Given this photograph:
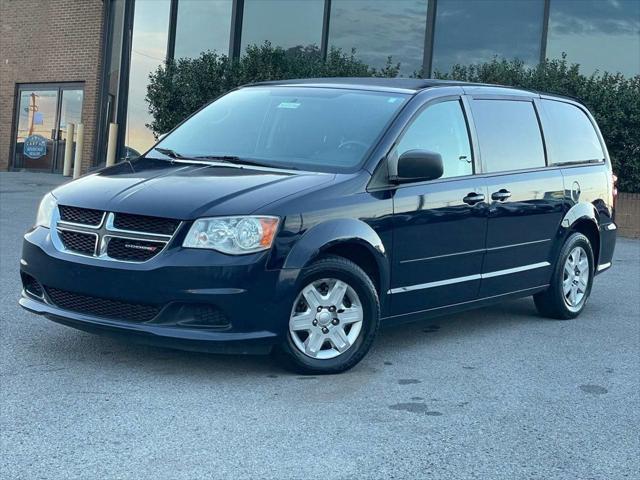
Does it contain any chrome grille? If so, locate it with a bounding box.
[58,229,97,255]
[54,207,181,263]
[113,212,180,236]
[58,205,104,226]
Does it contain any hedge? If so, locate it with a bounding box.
[146,46,639,192]
[146,44,398,138]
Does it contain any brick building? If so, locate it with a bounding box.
[0,0,104,173]
[1,0,638,175]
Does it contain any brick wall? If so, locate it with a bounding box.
[617,193,640,238]
[0,0,104,173]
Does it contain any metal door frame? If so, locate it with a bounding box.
[10,82,84,173]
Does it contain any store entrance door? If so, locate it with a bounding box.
[12,84,84,172]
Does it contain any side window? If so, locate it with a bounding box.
[541,100,604,164]
[471,99,545,173]
[395,100,473,179]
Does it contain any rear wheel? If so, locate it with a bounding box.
[276,256,380,374]
[534,232,594,319]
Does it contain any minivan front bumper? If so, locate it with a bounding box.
[19,227,296,354]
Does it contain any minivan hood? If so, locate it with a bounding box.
[52,157,334,219]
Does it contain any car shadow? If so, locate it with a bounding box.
[375,296,544,354]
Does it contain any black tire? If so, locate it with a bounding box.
[275,255,380,375]
[534,232,595,320]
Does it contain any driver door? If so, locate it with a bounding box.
[390,98,488,316]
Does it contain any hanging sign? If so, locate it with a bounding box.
[23,134,48,159]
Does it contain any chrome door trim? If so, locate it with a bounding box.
[481,261,550,279]
[389,274,481,294]
[486,238,550,252]
[399,248,485,264]
[389,261,551,294]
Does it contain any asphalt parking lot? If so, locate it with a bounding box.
[1,172,638,480]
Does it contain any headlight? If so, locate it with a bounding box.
[35,193,57,228]
[183,216,279,254]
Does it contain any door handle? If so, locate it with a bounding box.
[463,192,485,205]
[491,189,512,201]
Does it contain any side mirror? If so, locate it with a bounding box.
[392,149,443,184]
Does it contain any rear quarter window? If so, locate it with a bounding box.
[471,99,546,173]
[540,100,605,165]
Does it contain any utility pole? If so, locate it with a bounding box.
[27,92,39,136]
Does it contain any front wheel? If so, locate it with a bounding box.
[275,256,380,374]
[534,232,594,320]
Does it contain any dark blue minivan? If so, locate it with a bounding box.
[19,79,617,373]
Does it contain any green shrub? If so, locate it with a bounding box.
[435,56,640,193]
[145,43,398,138]
[146,47,639,192]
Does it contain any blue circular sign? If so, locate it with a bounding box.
[23,134,48,159]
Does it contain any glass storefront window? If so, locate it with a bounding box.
[241,0,324,52]
[124,0,171,155]
[174,0,233,59]
[546,0,640,77]
[329,0,428,76]
[12,86,83,172]
[14,89,59,170]
[106,0,125,111]
[432,0,544,74]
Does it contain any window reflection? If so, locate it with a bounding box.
[241,0,324,51]
[541,100,604,164]
[547,0,640,76]
[106,0,125,113]
[100,0,125,161]
[432,0,544,73]
[329,0,428,75]
[174,0,232,59]
[124,0,171,154]
[395,101,472,178]
[471,100,545,173]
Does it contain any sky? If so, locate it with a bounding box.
[121,0,640,153]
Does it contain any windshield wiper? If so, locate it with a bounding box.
[153,149,292,170]
[193,155,282,169]
[153,147,189,160]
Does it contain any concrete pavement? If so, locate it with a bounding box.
[1,172,638,479]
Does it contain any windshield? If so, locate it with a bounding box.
[150,87,408,172]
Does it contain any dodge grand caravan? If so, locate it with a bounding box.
[19,78,617,374]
